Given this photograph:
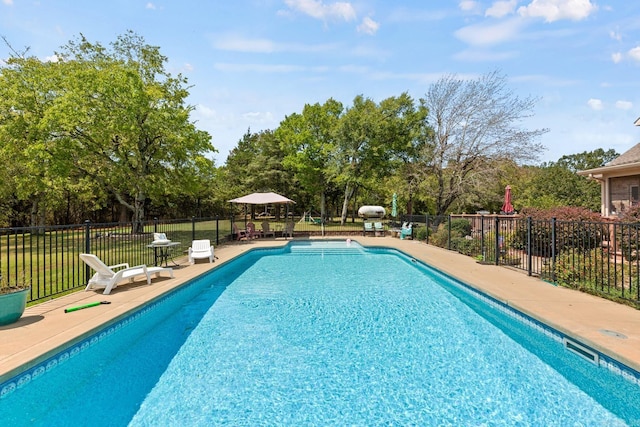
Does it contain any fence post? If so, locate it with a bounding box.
[215,216,219,246]
[192,216,196,242]
[551,217,557,282]
[154,218,158,233]
[494,216,500,266]
[84,220,91,282]
[480,215,485,261]
[527,216,532,276]
[447,215,452,250]
[426,214,430,244]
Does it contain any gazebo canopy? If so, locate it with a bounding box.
[228,192,295,205]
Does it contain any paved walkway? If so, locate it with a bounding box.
[2,236,640,384]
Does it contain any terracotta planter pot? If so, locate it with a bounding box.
[0,288,29,325]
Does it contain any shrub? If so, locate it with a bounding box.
[554,249,638,296]
[450,218,472,237]
[414,226,428,241]
[429,224,449,248]
[514,207,604,256]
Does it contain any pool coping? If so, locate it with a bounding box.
[1,237,640,389]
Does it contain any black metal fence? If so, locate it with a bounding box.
[0,214,383,303]
[4,213,640,307]
[413,214,640,306]
[0,217,223,303]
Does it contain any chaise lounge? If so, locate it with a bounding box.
[80,253,174,295]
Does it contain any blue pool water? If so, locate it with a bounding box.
[1,241,640,426]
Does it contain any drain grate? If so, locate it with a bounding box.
[599,329,628,339]
[563,338,599,365]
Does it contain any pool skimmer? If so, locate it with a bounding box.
[563,338,599,365]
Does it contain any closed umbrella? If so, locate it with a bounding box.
[391,193,397,218]
[501,185,514,214]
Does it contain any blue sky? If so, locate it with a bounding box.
[1,0,639,166]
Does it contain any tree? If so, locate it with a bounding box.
[0,42,95,227]
[518,149,618,211]
[333,93,428,224]
[419,70,548,215]
[46,31,214,231]
[224,129,293,219]
[277,99,343,221]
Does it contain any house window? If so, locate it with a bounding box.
[631,185,639,207]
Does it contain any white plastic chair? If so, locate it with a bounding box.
[80,253,173,295]
[188,239,215,264]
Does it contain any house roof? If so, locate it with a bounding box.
[577,142,640,177]
[605,142,640,167]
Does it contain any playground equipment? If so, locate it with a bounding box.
[299,211,322,224]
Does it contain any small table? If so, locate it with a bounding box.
[147,242,181,267]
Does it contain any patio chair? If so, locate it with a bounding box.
[233,223,249,240]
[188,239,215,264]
[374,222,384,236]
[283,221,295,238]
[80,253,173,295]
[363,222,375,236]
[247,222,262,239]
[400,222,413,240]
[261,221,276,238]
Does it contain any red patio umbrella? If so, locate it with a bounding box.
[501,185,514,214]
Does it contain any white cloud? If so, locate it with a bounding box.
[609,30,621,41]
[214,63,307,73]
[518,0,597,23]
[284,0,356,22]
[459,1,481,13]
[453,49,517,62]
[357,17,379,35]
[212,34,337,54]
[587,98,603,110]
[611,52,622,64]
[146,2,156,10]
[2,0,13,5]
[485,0,517,18]
[45,55,59,63]
[616,100,633,110]
[628,46,640,62]
[242,111,275,124]
[454,17,524,46]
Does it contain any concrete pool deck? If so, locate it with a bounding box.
[1,236,640,384]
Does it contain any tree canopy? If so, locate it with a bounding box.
[0,37,609,227]
[0,31,215,228]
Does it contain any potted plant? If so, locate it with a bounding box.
[0,274,30,326]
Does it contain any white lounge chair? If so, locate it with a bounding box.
[80,253,173,295]
[188,239,215,264]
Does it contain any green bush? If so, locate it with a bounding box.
[430,224,450,248]
[514,207,604,256]
[451,236,481,256]
[450,218,472,237]
[415,226,428,241]
[554,248,618,290]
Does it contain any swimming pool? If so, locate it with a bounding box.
[1,241,640,426]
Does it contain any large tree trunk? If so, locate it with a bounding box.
[132,192,146,233]
[340,183,355,225]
